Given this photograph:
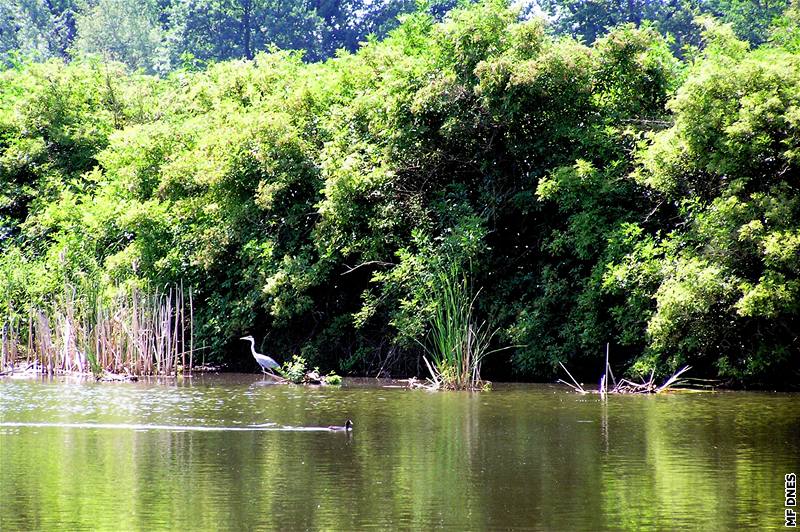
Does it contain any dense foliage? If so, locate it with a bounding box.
[2,1,799,386]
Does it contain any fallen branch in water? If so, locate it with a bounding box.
[656,365,692,393]
[96,372,139,382]
[558,350,693,395]
[558,361,586,394]
[406,376,437,390]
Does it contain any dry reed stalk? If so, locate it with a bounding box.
[27,312,33,365]
[8,317,18,363]
[172,285,180,372]
[165,287,173,373]
[1,321,7,369]
[131,290,139,374]
[180,281,185,371]
[61,287,83,372]
[36,310,54,374]
[189,287,194,372]
[9,283,194,376]
[10,320,17,361]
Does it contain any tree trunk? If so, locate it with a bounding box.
[241,0,253,59]
[628,0,641,25]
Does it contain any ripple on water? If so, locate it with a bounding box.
[0,376,797,531]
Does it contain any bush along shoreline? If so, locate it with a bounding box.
[2,1,800,389]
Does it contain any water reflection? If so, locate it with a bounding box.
[0,377,797,530]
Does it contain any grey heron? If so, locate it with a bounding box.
[240,336,280,374]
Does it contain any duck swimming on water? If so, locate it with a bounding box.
[328,420,353,432]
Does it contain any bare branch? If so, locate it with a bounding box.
[340,261,397,276]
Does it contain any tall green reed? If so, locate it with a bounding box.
[421,263,501,390]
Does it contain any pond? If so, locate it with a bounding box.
[0,375,797,530]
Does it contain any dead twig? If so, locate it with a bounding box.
[559,354,695,395]
[340,261,397,276]
[558,361,586,394]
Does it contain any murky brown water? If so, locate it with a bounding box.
[0,375,797,530]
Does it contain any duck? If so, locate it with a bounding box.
[328,419,353,432]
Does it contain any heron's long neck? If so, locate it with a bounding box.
[248,339,257,357]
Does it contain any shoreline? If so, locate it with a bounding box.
[2,368,798,393]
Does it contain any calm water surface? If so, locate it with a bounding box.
[0,375,797,530]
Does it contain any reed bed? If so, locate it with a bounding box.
[1,283,196,377]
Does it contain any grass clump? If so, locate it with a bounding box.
[324,372,343,385]
[420,263,505,391]
[277,355,307,383]
[276,355,342,385]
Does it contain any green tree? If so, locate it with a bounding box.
[535,0,790,51]
[0,0,77,65]
[606,21,800,383]
[72,0,169,73]
[706,0,789,43]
